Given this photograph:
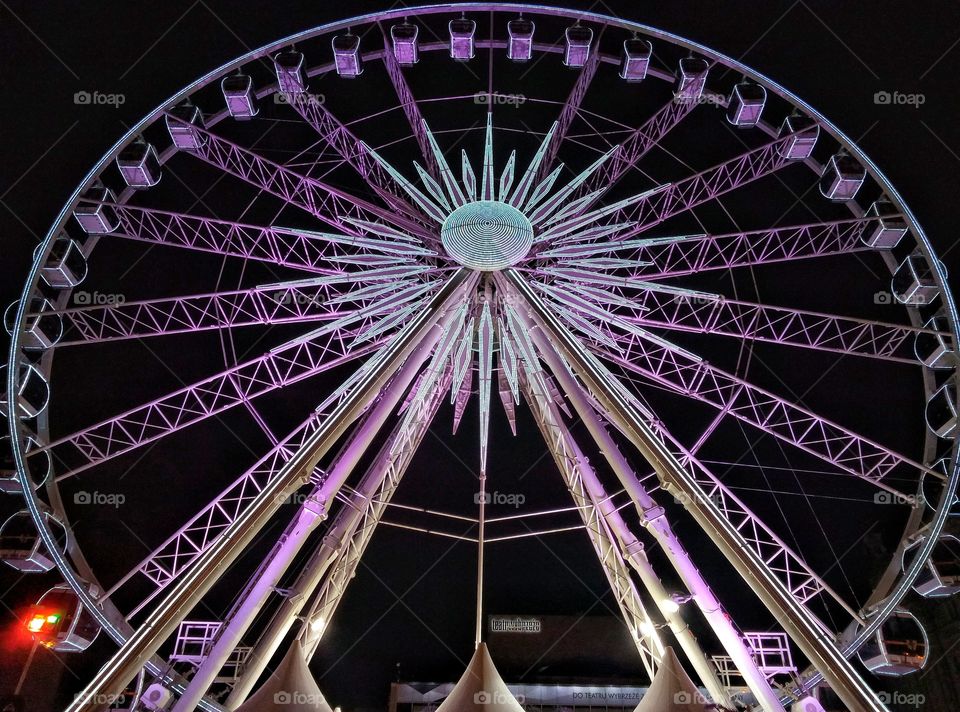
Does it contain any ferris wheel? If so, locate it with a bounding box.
[4,5,959,712]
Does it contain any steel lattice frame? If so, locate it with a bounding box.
[5,5,958,712]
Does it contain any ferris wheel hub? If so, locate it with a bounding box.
[440,200,533,271]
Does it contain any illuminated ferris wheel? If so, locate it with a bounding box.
[4,5,959,712]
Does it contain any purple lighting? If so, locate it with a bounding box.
[726,82,766,127]
[449,18,476,60]
[620,38,652,81]
[675,57,709,101]
[507,18,534,61]
[274,50,306,93]
[391,22,419,65]
[563,25,593,68]
[333,34,363,77]
[116,141,161,188]
[221,74,257,119]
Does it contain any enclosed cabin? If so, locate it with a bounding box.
[1,362,50,420]
[727,82,766,127]
[904,535,960,597]
[0,510,65,572]
[862,198,908,249]
[73,186,120,235]
[926,382,957,439]
[26,584,101,652]
[333,34,363,77]
[778,115,820,159]
[221,74,258,119]
[819,153,866,201]
[892,253,941,306]
[859,610,928,676]
[275,50,306,93]
[674,57,709,102]
[391,22,420,65]
[507,18,534,62]
[620,38,652,82]
[117,141,161,189]
[40,237,87,289]
[449,18,476,61]
[165,104,206,151]
[0,433,52,494]
[564,25,593,68]
[915,316,955,369]
[4,297,63,351]
[921,457,960,517]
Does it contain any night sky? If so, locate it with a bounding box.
[2,2,960,711]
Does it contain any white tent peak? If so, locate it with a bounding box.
[435,643,525,712]
[236,640,333,712]
[634,647,711,712]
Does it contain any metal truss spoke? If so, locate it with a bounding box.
[592,285,936,363]
[612,218,876,281]
[166,115,431,241]
[35,319,394,480]
[281,91,432,227]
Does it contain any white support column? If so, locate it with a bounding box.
[65,270,476,712]
[498,268,889,712]
[224,368,452,708]
[521,372,730,706]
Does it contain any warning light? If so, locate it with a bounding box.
[46,614,61,624]
[26,614,47,633]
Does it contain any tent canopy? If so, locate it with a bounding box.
[236,640,333,712]
[435,643,525,712]
[633,647,711,712]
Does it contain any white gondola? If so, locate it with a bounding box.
[221,74,258,119]
[862,198,908,249]
[778,115,820,159]
[915,315,955,369]
[727,82,766,127]
[117,141,161,189]
[563,25,593,68]
[921,457,960,517]
[507,18,534,62]
[165,104,206,151]
[858,610,928,676]
[73,186,119,235]
[4,297,63,351]
[391,22,420,65]
[0,362,50,420]
[819,153,865,201]
[26,583,101,652]
[332,34,363,77]
[0,510,65,572]
[0,433,52,493]
[675,57,708,101]
[925,382,957,439]
[904,535,960,597]
[449,18,476,61]
[274,50,306,93]
[892,253,940,306]
[620,38,652,81]
[40,236,87,289]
